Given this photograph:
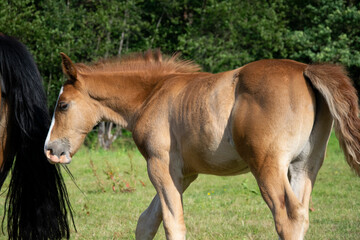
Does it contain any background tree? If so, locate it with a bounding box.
[283,0,360,85]
[177,0,288,72]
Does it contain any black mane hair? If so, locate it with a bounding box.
[0,34,74,240]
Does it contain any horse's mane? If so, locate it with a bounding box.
[76,49,201,74]
[0,34,74,239]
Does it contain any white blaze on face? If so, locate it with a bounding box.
[44,87,63,154]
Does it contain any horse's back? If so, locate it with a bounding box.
[231,59,317,171]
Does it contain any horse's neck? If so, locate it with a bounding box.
[85,71,161,129]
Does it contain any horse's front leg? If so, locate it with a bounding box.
[136,175,198,240]
[147,153,186,240]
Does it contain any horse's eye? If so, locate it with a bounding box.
[58,101,69,111]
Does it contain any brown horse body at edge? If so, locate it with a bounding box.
[44,50,360,240]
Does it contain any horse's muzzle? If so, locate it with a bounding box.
[44,139,72,164]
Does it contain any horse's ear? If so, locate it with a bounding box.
[60,52,77,82]
[154,49,162,63]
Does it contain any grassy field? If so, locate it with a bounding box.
[1,132,360,239]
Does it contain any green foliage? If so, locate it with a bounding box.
[1,0,359,105]
[177,0,288,72]
[284,0,360,64]
[283,0,360,87]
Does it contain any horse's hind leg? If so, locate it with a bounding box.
[288,99,333,238]
[136,170,198,240]
[249,107,332,239]
[253,157,309,240]
[136,194,162,240]
[287,156,322,238]
[287,137,332,238]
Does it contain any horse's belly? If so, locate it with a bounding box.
[182,139,250,176]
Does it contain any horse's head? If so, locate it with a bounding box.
[44,53,101,164]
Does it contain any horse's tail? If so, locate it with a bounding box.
[0,34,74,239]
[304,64,360,176]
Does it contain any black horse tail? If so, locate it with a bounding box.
[0,34,74,239]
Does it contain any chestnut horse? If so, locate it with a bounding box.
[0,34,73,239]
[45,50,360,240]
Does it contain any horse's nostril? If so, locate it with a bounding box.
[46,147,53,155]
[60,152,65,156]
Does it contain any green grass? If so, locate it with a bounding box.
[1,132,359,239]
